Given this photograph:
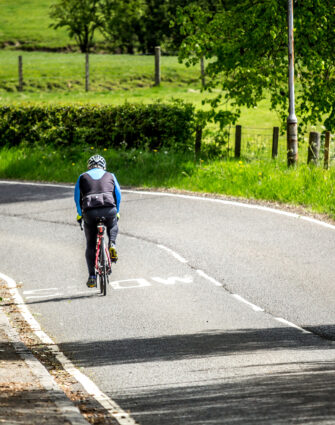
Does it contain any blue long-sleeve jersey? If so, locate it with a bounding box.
[74,168,121,216]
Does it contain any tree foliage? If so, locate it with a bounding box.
[99,0,143,53]
[50,0,101,53]
[177,0,335,132]
[50,0,191,54]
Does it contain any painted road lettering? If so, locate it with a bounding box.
[110,275,194,289]
[151,275,193,285]
[21,275,194,299]
[109,278,151,290]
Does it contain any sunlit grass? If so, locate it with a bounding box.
[0,50,201,92]
[0,0,103,49]
[1,145,334,219]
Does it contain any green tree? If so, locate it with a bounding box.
[50,0,102,53]
[99,0,144,53]
[178,0,335,132]
[136,0,192,54]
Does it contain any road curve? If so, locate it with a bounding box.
[0,181,335,424]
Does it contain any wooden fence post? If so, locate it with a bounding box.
[272,126,279,158]
[200,57,205,87]
[307,131,320,164]
[235,125,242,158]
[154,46,161,86]
[85,52,89,92]
[324,131,331,170]
[18,55,23,92]
[195,126,202,161]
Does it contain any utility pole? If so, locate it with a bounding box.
[287,0,298,166]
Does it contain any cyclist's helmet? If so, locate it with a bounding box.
[87,155,106,170]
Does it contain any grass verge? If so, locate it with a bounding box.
[1,145,334,220]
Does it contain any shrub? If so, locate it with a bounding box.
[0,102,196,151]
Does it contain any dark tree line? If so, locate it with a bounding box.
[50,0,197,54]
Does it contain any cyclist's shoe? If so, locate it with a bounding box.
[86,276,97,288]
[109,244,118,263]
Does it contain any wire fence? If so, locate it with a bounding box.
[0,50,202,92]
[2,54,334,167]
[222,125,335,167]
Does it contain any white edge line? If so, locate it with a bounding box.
[0,180,334,231]
[196,269,222,287]
[231,294,264,312]
[123,189,335,231]
[0,180,73,189]
[0,272,137,425]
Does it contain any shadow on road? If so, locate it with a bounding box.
[34,327,335,423]
[113,360,335,424]
[0,183,73,204]
[23,292,100,305]
[58,327,334,368]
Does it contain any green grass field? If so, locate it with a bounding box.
[0,0,104,50]
[0,50,201,91]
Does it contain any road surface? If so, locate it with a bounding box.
[0,181,335,424]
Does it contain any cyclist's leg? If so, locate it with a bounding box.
[103,207,118,261]
[106,207,118,246]
[83,211,98,277]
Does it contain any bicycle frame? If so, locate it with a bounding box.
[94,221,112,295]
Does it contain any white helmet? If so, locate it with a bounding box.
[87,155,106,170]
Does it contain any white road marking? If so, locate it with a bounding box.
[25,293,62,300]
[231,294,264,312]
[23,288,58,294]
[0,272,138,425]
[0,180,73,189]
[151,275,193,285]
[157,244,188,263]
[196,269,223,287]
[110,278,151,290]
[275,317,311,334]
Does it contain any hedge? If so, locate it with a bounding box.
[0,102,196,151]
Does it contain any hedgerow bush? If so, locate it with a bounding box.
[0,102,196,151]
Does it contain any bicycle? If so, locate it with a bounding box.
[81,218,112,296]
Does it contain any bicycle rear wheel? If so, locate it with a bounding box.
[101,238,107,296]
[98,242,105,295]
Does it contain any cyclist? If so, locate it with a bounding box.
[74,154,121,288]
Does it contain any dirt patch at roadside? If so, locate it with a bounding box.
[0,280,119,425]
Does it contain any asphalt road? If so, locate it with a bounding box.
[0,181,335,424]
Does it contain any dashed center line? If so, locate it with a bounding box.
[196,269,223,287]
[157,244,188,263]
[231,294,265,312]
